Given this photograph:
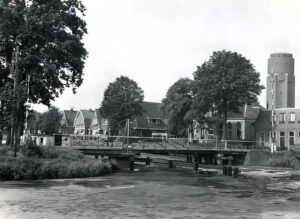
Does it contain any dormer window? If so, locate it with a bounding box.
[149,118,161,124]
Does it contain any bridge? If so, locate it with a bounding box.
[64,135,268,166]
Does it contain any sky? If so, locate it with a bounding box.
[34,0,300,112]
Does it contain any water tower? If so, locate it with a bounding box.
[266,53,295,109]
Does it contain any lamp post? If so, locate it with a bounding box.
[23,74,30,141]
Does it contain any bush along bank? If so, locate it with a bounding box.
[268,151,300,169]
[0,142,118,180]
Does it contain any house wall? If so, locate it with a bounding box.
[256,109,300,149]
[74,112,87,134]
[30,136,55,146]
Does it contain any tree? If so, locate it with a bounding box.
[0,0,87,105]
[161,78,195,137]
[39,107,61,135]
[0,0,87,147]
[100,76,144,134]
[193,50,264,140]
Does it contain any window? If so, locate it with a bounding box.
[289,113,295,123]
[227,123,232,139]
[289,132,295,146]
[279,113,285,123]
[149,119,161,124]
[280,132,285,148]
[237,122,242,139]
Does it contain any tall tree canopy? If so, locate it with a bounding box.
[100,76,144,133]
[39,107,61,135]
[161,78,195,137]
[0,0,87,144]
[0,0,87,105]
[193,50,264,139]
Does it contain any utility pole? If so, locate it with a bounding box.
[127,118,130,145]
[23,75,30,140]
[271,74,276,153]
[10,46,20,157]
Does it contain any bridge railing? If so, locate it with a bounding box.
[68,135,270,151]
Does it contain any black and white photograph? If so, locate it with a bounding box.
[0,0,300,218]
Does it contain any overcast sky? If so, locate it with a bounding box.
[34,0,300,112]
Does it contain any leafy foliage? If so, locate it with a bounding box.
[39,107,61,135]
[161,78,195,137]
[0,0,88,135]
[193,50,264,139]
[268,151,300,168]
[100,76,144,133]
[0,143,119,180]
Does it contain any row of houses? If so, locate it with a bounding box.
[59,102,168,138]
[58,101,300,150]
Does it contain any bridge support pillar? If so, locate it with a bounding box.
[223,165,228,176]
[129,157,135,171]
[95,155,99,159]
[145,157,151,165]
[193,163,198,172]
[233,167,239,178]
[168,160,174,168]
[227,166,233,176]
[200,156,205,164]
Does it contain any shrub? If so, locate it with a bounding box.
[0,146,9,156]
[14,157,43,180]
[0,160,15,180]
[268,151,300,168]
[21,140,43,158]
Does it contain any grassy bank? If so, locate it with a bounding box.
[0,143,118,180]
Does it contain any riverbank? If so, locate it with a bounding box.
[0,144,118,180]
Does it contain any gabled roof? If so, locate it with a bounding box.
[134,102,166,130]
[62,110,78,127]
[227,103,264,120]
[90,109,103,128]
[80,109,95,128]
[139,102,163,118]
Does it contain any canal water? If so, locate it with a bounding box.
[0,163,300,219]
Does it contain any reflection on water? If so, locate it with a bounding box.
[0,164,300,219]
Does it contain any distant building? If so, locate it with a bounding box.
[73,109,95,135]
[256,108,300,149]
[59,109,78,134]
[90,109,108,136]
[194,103,263,142]
[131,102,167,137]
[256,52,300,150]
